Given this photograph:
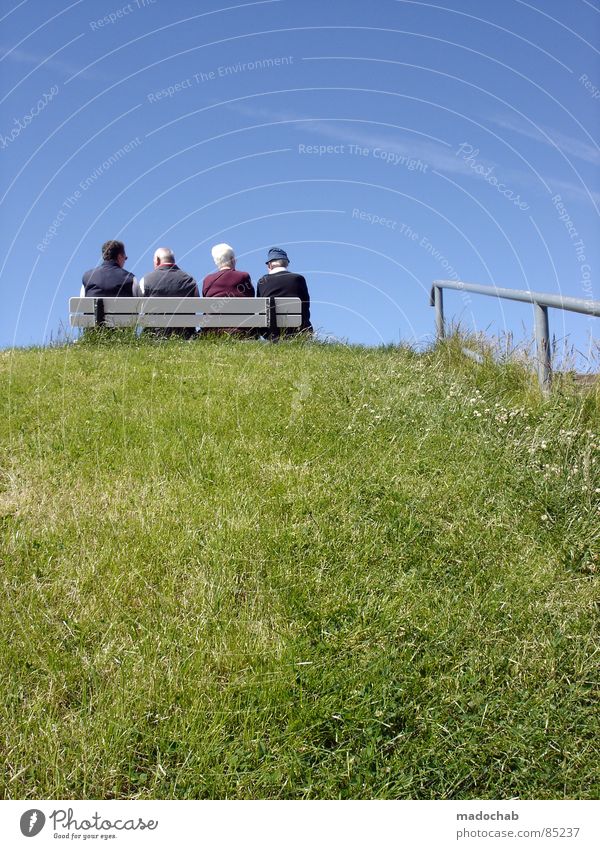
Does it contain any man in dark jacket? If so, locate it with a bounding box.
[256,247,312,339]
[136,247,199,338]
[81,239,137,297]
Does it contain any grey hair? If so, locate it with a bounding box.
[154,246,175,264]
[211,243,235,268]
[269,258,288,269]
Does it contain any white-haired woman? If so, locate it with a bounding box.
[202,244,255,336]
[202,243,254,299]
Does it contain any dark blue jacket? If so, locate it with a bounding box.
[82,260,135,297]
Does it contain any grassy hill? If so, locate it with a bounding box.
[1,333,598,799]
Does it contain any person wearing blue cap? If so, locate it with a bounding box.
[256,248,313,339]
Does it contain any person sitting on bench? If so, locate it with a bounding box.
[81,239,137,297]
[202,243,255,335]
[136,247,199,338]
[256,247,313,339]
[202,243,254,298]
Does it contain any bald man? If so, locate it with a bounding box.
[136,247,199,338]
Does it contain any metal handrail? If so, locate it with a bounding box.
[430,280,600,391]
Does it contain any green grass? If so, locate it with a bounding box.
[1,332,598,799]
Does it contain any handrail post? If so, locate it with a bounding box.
[533,301,551,392]
[429,280,599,392]
[432,285,445,339]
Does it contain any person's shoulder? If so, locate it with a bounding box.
[277,269,302,278]
[229,269,250,284]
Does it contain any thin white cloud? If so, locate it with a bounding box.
[543,175,600,206]
[0,44,107,80]
[228,102,600,205]
[227,101,472,175]
[490,114,600,166]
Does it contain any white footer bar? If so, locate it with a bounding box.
[1,800,598,849]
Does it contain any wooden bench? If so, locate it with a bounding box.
[69,296,302,332]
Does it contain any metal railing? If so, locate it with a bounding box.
[430,280,600,391]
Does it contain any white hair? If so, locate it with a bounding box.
[154,246,175,264]
[211,243,235,268]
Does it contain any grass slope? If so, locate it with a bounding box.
[1,334,598,799]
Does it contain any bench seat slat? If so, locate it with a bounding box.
[70,314,302,329]
[69,297,302,315]
[69,297,267,315]
[71,315,265,329]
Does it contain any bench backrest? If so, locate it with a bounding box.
[69,297,302,329]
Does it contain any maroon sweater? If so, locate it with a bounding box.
[202,268,255,298]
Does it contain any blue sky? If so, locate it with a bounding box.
[1,0,598,365]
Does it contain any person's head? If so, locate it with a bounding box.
[266,247,289,270]
[211,243,236,270]
[102,239,127,267]
[153,247,175,268]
